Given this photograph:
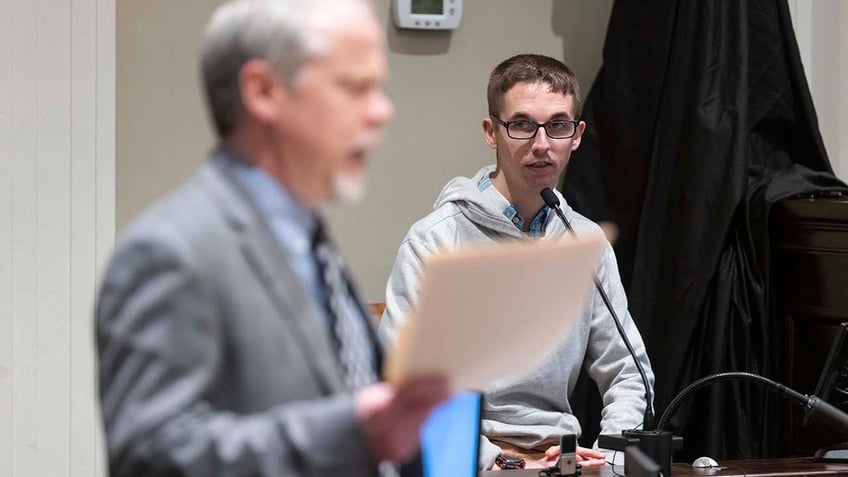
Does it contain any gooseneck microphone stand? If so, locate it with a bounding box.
[540,188,680,476]
[539,188,655,428]
[655,371,848,434]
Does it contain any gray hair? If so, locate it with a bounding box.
[200,0,325,138]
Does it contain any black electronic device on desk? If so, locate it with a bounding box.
[804,322,848,462]
[598,431,683,477]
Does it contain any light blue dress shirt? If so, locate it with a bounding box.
[226,150,377,377]
[227,154,324,308]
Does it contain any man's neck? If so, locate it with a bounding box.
[223,128,319,210]
[489,170,548,233]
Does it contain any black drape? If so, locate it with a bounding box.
[562,0,848,458]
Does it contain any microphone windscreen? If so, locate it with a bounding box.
[540,188,560,208]
[810,396,848,434]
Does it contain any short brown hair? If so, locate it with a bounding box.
[487,54,582,118]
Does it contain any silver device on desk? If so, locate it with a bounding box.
[560,434,578,476]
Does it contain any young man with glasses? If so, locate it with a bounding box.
[379,54,654,471]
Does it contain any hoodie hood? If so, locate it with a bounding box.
[433,165,573,240]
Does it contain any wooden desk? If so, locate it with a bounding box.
[481,458,848,476]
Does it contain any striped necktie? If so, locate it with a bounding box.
[312,223,400,477]
[311,221,378,391]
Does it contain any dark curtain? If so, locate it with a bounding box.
[562,0,848,459]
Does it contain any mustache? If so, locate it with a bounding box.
[349,131,386,155]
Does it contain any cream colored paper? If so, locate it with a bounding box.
[384,232,606,391]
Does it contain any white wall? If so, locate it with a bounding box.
[790,0,848,180]
[116,0,614,300]
[0,0,114,475]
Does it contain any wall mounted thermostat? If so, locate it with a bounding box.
[393,0,462,30]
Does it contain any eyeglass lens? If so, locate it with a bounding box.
[508,120,575,139]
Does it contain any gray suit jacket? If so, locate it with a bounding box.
[96,152,384,476]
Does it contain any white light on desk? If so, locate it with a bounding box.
[393,0,462,30]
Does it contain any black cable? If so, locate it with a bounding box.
[606,421,644,473]
[610,463,626,477]
[538,463,581,477]
[720,466,748,477]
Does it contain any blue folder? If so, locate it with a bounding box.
[421,391,482,477]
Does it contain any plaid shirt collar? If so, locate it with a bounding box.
[478,174,549,237]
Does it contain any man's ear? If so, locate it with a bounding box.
[482,116,498,150]
[238,59,283,124]
[571,120,587,151]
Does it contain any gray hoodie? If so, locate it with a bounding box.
[379,165,654,469]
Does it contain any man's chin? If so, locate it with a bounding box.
[332,173,368,205]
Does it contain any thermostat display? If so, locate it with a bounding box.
[393,0,462,30]
[412,0,442,15]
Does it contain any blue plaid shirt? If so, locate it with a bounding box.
[478,174,550,237]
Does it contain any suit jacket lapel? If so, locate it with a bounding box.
[199,152,345,394]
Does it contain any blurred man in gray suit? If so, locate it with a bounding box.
[95,0,449,475]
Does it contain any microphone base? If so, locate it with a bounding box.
[599,430,683,476]
[815,442,848,462]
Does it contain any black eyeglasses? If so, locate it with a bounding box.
[490,114,580,140]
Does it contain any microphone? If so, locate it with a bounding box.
[540,187,655,430]
[808,397,848,435]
